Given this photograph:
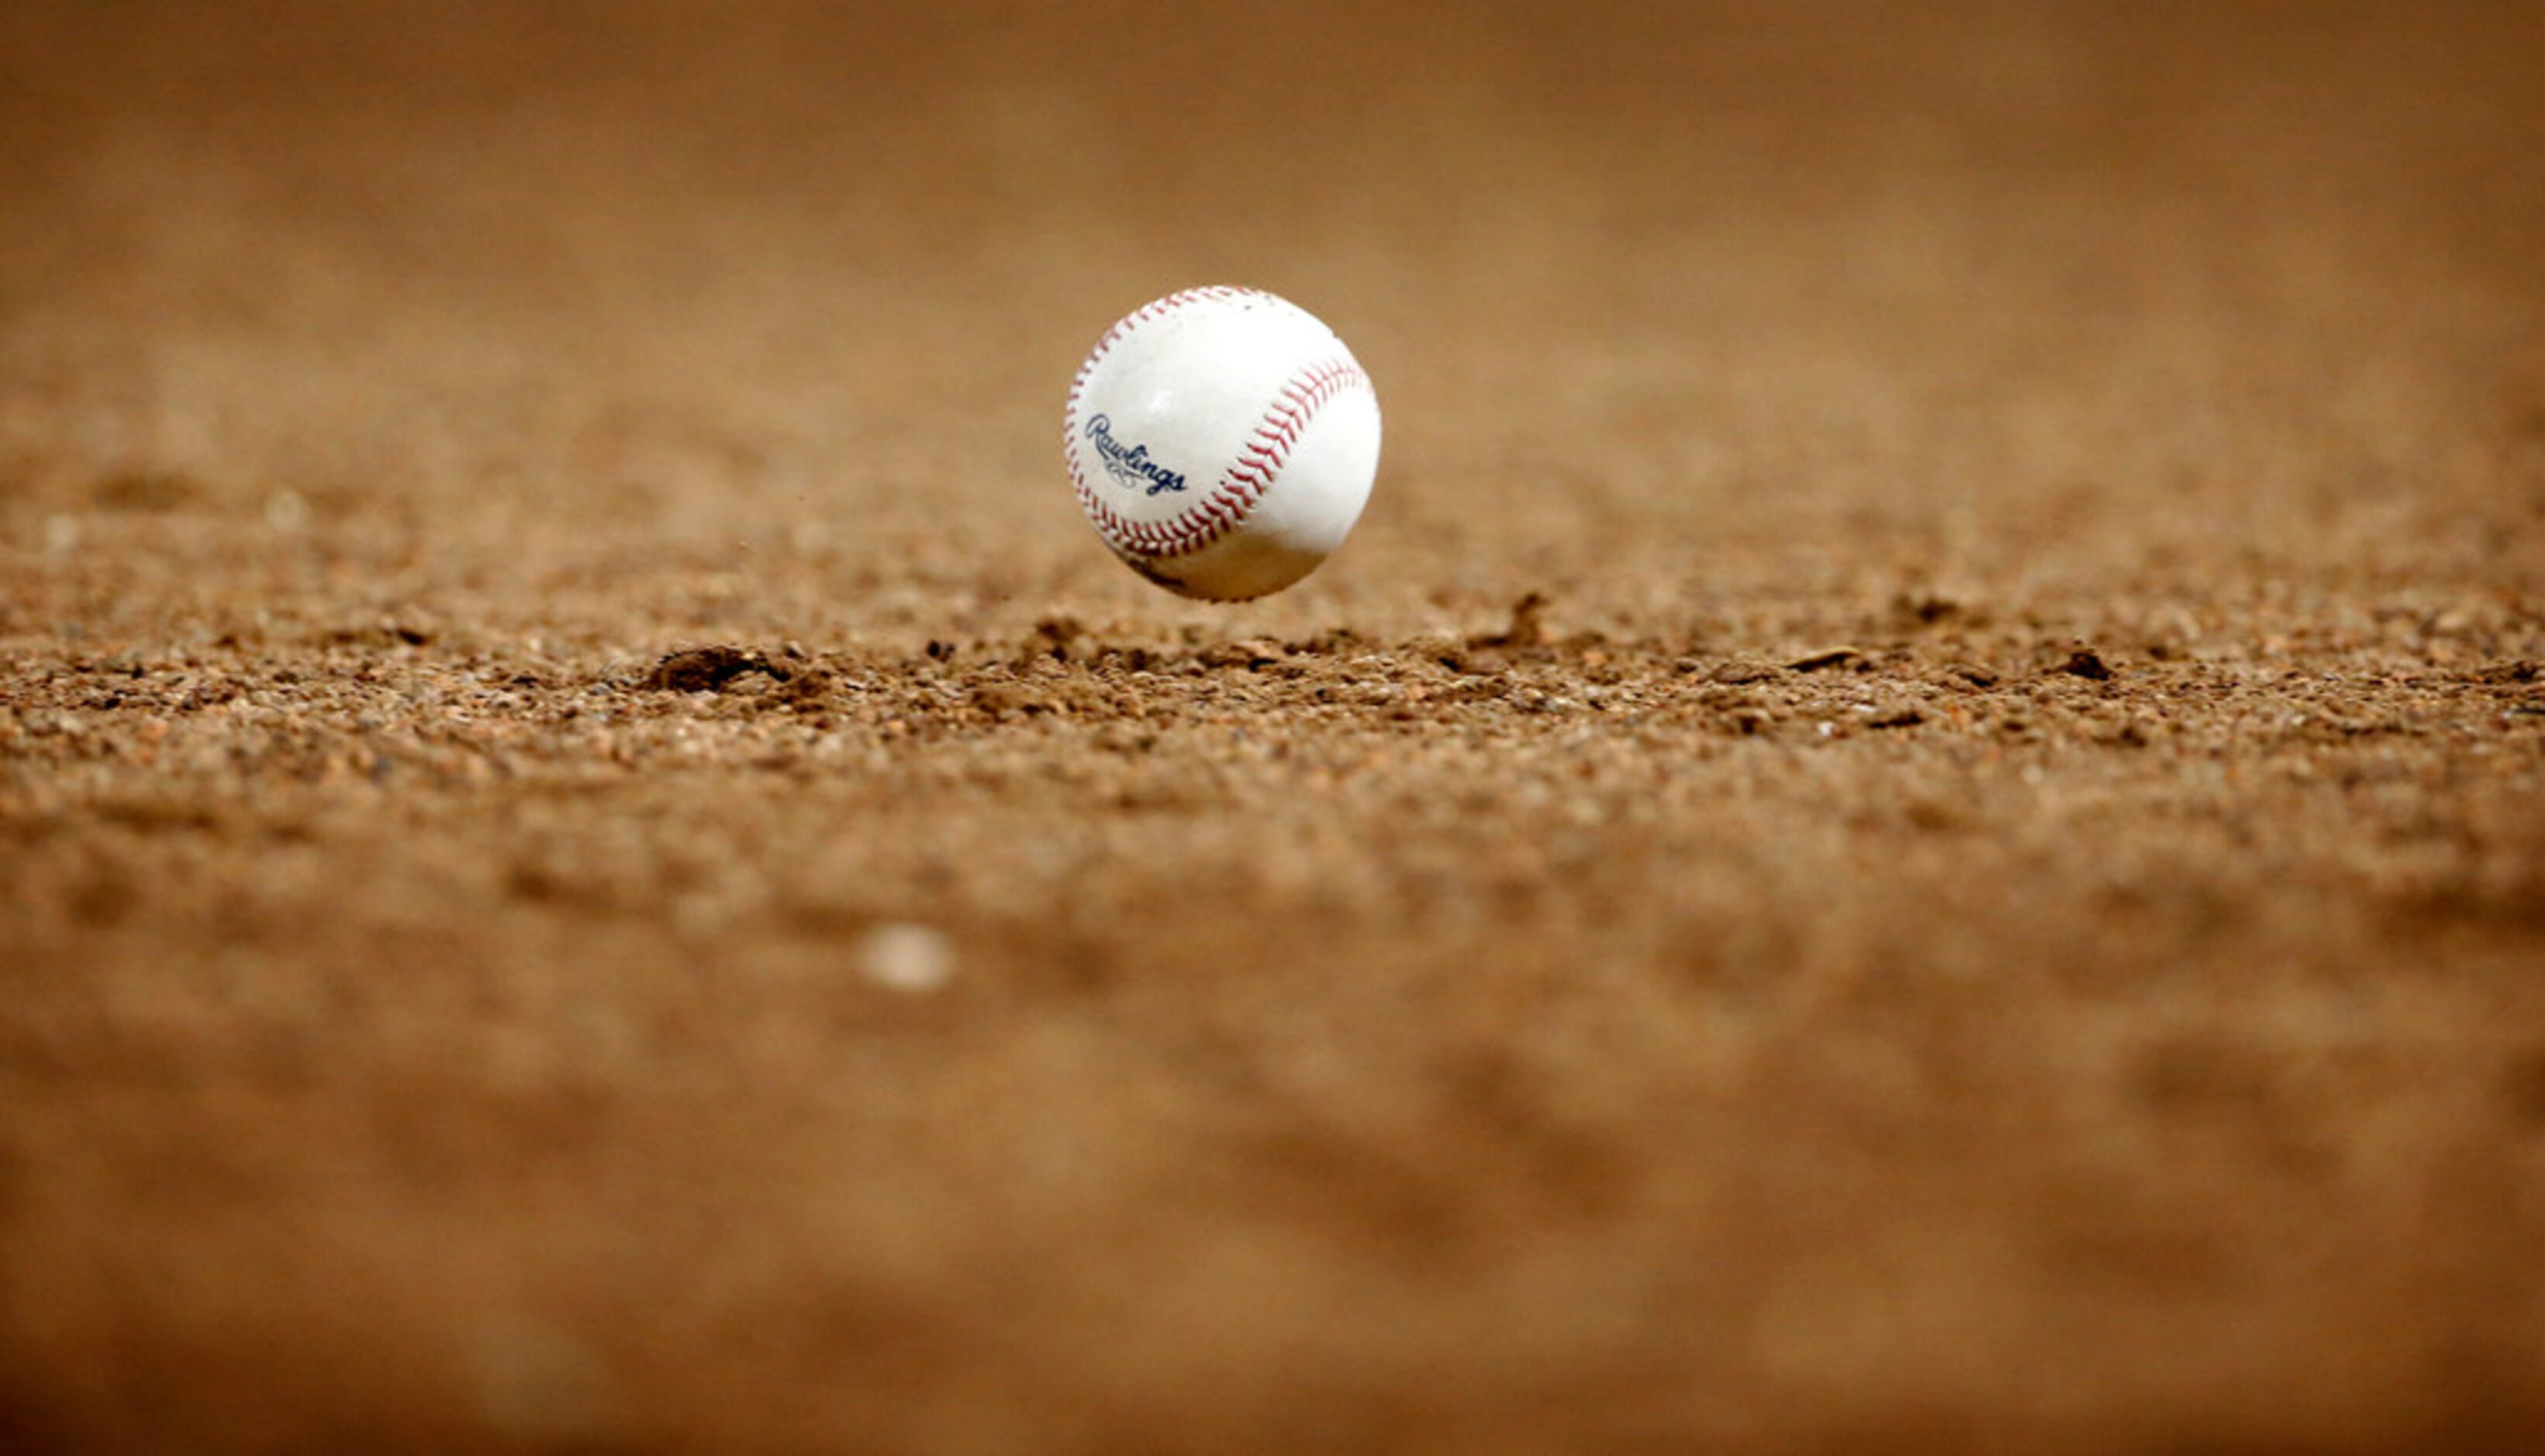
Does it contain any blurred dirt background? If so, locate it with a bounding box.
[5,2,2544,1451]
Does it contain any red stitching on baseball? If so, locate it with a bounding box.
[1065,288,1262,557]
[1065,290,1373,564]
[1072,354,1370,561]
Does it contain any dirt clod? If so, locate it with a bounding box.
[1471,592,1553,650]
[643,645,779,692]
[1786,647,1863,672]
[2060,648,2115,680]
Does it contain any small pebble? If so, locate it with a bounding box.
[858,922,956,993]
[264,488,311,533]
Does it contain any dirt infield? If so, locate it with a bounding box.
[5,3,2543,1451]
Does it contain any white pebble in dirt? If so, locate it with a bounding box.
[857,922,957,994]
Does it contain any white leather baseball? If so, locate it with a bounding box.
[1064,286,1382,601]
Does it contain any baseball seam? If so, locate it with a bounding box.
[1065,291,1374,562]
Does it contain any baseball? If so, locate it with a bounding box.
[1063,286,1383,601]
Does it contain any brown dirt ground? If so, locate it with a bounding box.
[5,2,2545,1451]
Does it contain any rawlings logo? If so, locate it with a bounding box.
[1084,414,1188,496]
